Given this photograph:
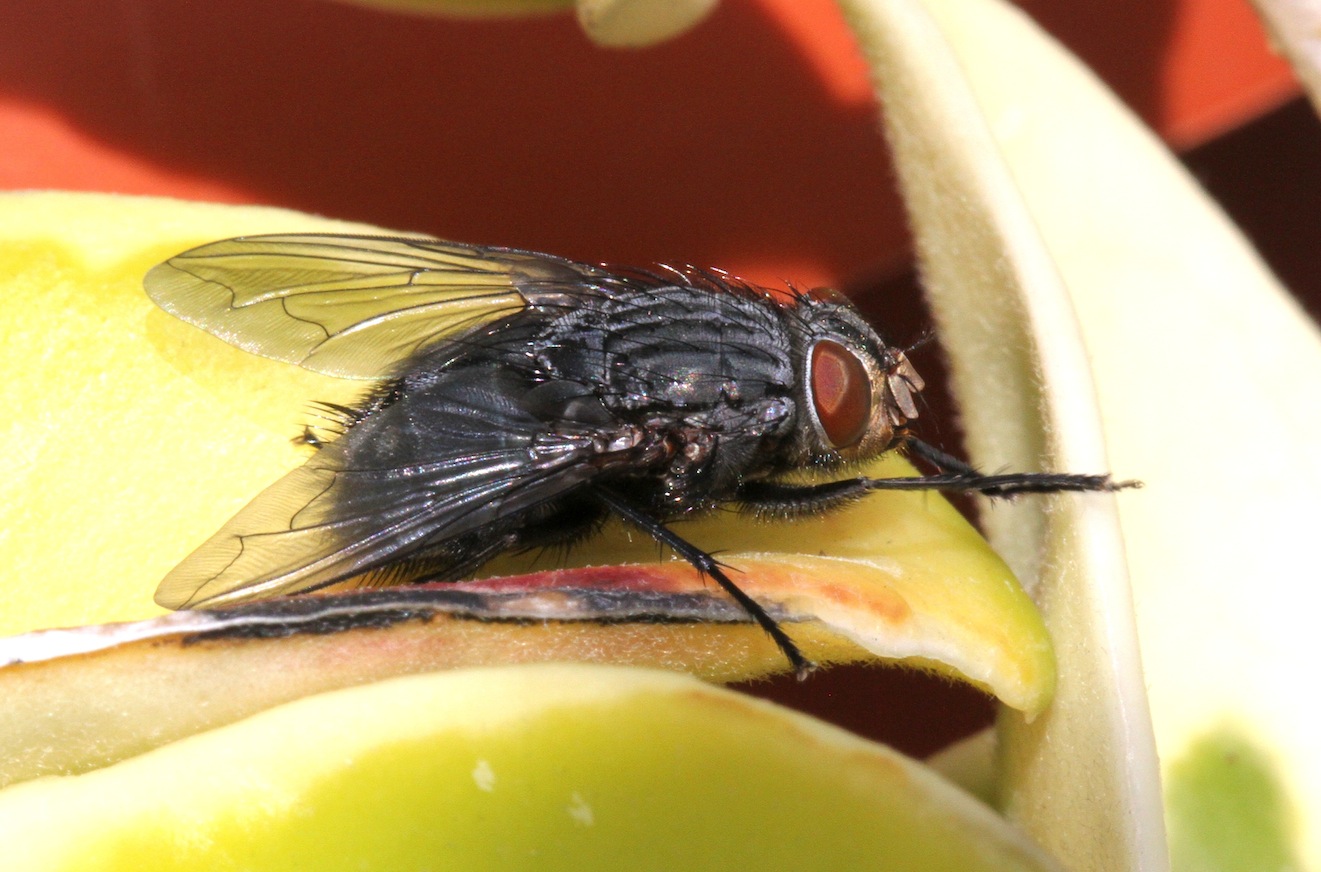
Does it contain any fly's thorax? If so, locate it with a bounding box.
[533,283,797,417]
[786,290,926,467]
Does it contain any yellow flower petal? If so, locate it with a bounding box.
[1,190,1053,784]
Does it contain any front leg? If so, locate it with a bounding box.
[736,477,880,520]
[738,436,1135,520]
[901,435,1137,495]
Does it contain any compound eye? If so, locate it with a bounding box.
[810,339,872,449]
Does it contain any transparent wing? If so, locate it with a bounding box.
[154,424,608,610]
[145,233,609,378]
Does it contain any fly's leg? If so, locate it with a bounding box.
[737,437,1137,518]
[740,472,1126,516]
[594,487,815,680]
[293,425,325,449]
[737,478,880,519]
[901,436,1140,495]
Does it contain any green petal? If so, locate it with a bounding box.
[0,665,1063,872]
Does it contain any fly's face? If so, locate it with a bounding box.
[792,290,926,466]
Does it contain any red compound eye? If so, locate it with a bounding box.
[810,339,872,449]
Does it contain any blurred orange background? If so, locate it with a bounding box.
[0,0,1305,286]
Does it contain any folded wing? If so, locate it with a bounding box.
[144,233,611,378]
[154,378,619,609]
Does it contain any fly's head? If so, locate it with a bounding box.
[790,289,926,468]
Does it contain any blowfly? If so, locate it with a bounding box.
[146,234,1130,677]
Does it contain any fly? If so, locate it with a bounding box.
[146,233,1133,678]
